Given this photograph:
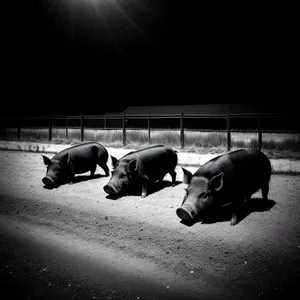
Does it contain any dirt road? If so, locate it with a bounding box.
[0,150,299,299]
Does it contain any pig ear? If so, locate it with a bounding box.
[110,156,119,168]
[181,167,192,184]
[209,172,224,192]
[42,155,51,166]
[61,153,70,165]
[128,159,139,173]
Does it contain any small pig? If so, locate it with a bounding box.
[103,144,178,198]
[176,149,272,225]
[42,142,109,188]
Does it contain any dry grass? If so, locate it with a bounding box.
[2,127,300,159]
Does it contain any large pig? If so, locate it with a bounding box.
[103,144,178,198]
[42,142,110,188]
[176,149,272,226]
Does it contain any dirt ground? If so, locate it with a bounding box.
[0,150,299,300]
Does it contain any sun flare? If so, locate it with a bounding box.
[42,0,153,46]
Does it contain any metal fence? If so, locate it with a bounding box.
[0,112,298,151]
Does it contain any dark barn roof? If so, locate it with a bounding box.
[124,103,289,115]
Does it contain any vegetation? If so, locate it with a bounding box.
[1,127,300,159]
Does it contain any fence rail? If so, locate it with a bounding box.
[0,112,298,151]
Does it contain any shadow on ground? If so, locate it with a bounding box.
[43,174,107,189]
[180,198,276,227]
[105,180,182,200]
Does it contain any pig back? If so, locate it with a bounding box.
[53,142,107,174]
[120,145,177,180]
[195,149,271,199]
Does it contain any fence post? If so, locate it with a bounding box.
[48,115,52,141]
[258,112,262,151]
[123,112,126,146]
[148,113,151,145]
[227,112,231,151]
[180,113,184,149]
[66,115,69,139]
[80,113,84,141]
[104,117,107,129]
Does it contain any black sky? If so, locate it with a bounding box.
[3,1,297,114]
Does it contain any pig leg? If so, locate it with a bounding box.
[99,163,110,177]
[67,164,75,184]
[140,176,149,198]
[68,173,75,185]
[261,185,270,210]
[169,170,177,186]
[90,165,96,177]
[261,185,269,201]
[230,199,245,226]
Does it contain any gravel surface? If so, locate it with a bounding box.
[0,150,300,299]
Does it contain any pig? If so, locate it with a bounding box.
[176,149,272,225]
[103,144,178,198]
[42,142,110,188]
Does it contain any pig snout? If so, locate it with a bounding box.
[103,183,119,196]
[176,203,198,221]
[42,176,55,187]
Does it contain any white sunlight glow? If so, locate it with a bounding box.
[43,0,155,46]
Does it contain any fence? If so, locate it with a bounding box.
[0,112,298,151]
